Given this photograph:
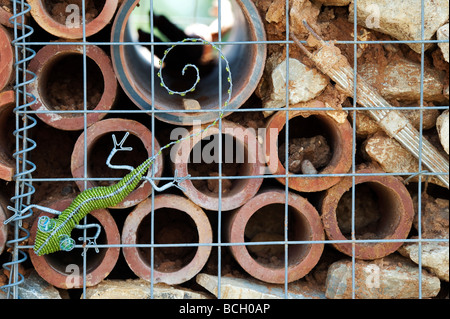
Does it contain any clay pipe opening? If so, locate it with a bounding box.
[0,25,13,91]
[320,167,415,260]
[29,196,120,289]
[226,189,325,284]
[71,118,163,209]
[121,194,213,285]
[110,0,266,125]
[27,44,117,131]
[172,120,264,211]
[264,101,353,192]
[28,0,118,39]
[0,91,15,181]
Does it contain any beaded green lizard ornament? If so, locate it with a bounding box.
[4,39,232,256]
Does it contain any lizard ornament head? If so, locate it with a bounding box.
[34,216,75,256]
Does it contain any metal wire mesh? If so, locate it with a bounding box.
[1,0,449,300]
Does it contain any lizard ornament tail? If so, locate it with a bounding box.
[4,38,232,256]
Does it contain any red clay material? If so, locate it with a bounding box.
[122,194,213,285]
[264,100,353,192]
[0,25,13,91]
[172,120,264,211]
[320,167,415,260]
[226,189,325,284]
[0,194,9,255]
[71,118,163,209]
[27,44,117,131]
[29,196,120,289]
[28,0,118,39]
[0,91,15,181]
[0,2,24,28]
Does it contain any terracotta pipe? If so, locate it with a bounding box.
[0,25,13,91]
[172,119,264,211]
[0,90,15,181]
[28,196,120,289]
[264,100,354,192]
[110,0,266,125]
[0,2,24,28]
[0,194,8,255]
[71,118,163,209]
[320,167,414,260]
[226,189,325,284]
[122,194,213,285]
[27,43,117,131]
[28,0,118,39]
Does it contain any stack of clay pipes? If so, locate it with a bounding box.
[0,0,440,291]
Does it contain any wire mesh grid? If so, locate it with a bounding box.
[1,0,449,300]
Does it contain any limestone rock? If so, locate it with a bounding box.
[436,110,449,154]
[437,24,449,63]
[0,270,63,299]
[325,255,441,299]
[196,273,326,299]
[349,0,449,53]
[263,58,328,116]
[289,0,322,37]
[265,0,285,24]
[352,107,440,137]
[359,57,445,103]
[413,195,449,240]
[363,133,446,188]
[399,241,449,281]
[84,279,211,299]
[399,194,449,281]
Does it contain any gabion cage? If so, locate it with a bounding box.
[0,0,448,300]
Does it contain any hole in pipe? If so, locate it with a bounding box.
[87,132,148,187]
[187,133,250,197]
[43,0,106,25]
[136,208,199,273]
[336,182,401,240]
[244,204,312,269]
[278,115,334,174]
[43,214,107,275]
[121,0,255,116]
[39,53,104,116]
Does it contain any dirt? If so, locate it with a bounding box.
[44,55,103,113]
[187,135,243,194]
[336,183,382,239]
[137,208,199,273]
[30,123,80,204]
[43,0,104,25]
[189,164,239,194]
[412,194,449,239]
[278,135,332,174]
